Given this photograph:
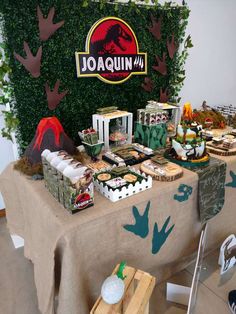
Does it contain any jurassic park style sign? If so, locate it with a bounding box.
[75,17,147,84]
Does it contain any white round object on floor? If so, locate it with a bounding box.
[101,275,125,305]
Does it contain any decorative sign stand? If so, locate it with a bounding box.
[92,111,133,150]
[167,225,208,314]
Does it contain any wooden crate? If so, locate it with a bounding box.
[90,265,156,314]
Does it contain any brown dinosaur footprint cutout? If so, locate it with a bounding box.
[142,77,154,92]
[148,14,162,41]
[167,34,178,59]
[159,87,169,102]
[45,80,68,110]
[37,6,64,41]
[152,52,167,75]
[14,42,42,78]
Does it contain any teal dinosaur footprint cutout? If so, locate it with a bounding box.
[174,184,192,202]
[225,171,236,188]
[152,216,175,254]
[123,201,150,238]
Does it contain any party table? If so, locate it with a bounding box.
[0,154,236,314]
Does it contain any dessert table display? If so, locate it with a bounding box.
[1,102,236,314]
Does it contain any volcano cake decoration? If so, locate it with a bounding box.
[25,117,76,165]
[14,42,42,78]
[167,102,210,167]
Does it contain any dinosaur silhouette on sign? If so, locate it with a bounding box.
[123,201,150,238]
[14,42,42,78]
[90,24,132,55]
[37,6,64,41]
[152,216,175,254]
[225,171,236,188]
[45,80,68,110]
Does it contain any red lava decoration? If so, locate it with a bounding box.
[25,117,76,165]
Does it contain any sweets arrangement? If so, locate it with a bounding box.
[92,109,133,150]
[102,144,154,166]
[38,103,236,210]
[41,149,94,214]
[137,108,169,125]
[79,128,98,144]
[93,166,152,202]
[206,134,236,156]
[140,158,183,182]
[79,128,104,161]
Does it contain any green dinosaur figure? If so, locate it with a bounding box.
[116,261,127,280]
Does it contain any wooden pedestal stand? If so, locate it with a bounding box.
[90,264,156,314]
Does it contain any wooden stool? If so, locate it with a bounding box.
[90,264,156,314]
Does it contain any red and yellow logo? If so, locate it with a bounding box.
[75,17,147,84]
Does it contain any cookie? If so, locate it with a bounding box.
[123,174,138,183]
[97,173,111,181]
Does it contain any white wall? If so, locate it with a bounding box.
[178,0,236,108]
[0,28,16,209]
[0,106,16,209]
[121,0,236,108]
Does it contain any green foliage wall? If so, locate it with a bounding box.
[0,0,190,152]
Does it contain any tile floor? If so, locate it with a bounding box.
[0,217,234,314]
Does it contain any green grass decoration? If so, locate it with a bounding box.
[0,0,190,153]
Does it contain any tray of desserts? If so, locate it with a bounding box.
[102,144,154,166]
[140,155,183,181]
[93,165,152,202]
[206,134,236,156]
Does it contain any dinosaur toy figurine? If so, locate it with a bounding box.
[116,261,127,280]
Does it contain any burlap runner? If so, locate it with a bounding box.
[173,156,226,224]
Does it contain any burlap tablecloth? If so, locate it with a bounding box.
[0,156,235,314]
